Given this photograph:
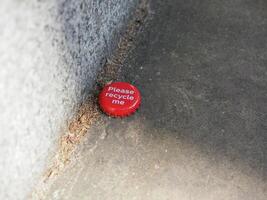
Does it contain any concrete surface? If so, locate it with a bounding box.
[45,0,266,199]
[0,0,139,199]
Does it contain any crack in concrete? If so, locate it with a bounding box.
[31,1,150,199]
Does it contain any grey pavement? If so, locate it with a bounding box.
[45,0,267,199]
[0,1,138,199]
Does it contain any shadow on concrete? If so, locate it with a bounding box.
[121,0,267,180]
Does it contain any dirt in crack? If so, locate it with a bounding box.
[41,0,150,184]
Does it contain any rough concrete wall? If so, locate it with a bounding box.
[0,0,138,199]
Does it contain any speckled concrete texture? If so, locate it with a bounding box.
[0,0,138,199]
[44,0,266,199]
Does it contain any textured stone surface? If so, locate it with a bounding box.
[0,0,138,199]
[45,0,267,199]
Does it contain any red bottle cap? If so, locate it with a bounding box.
[99,82,141,117]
